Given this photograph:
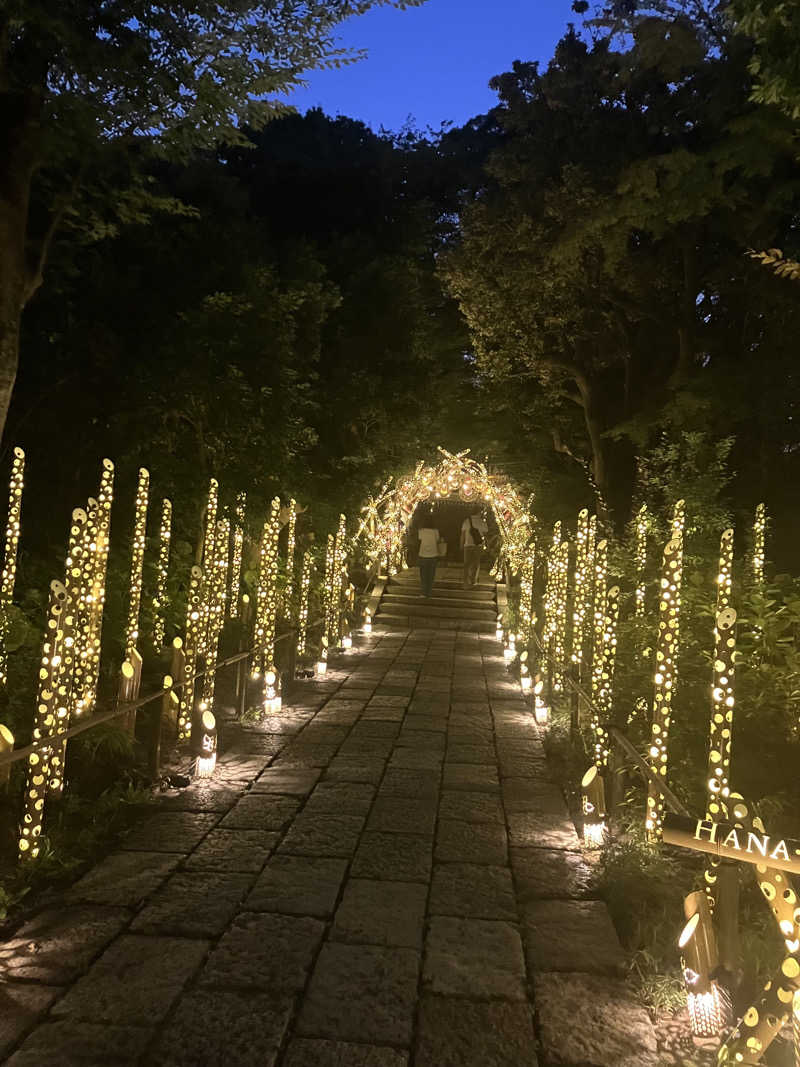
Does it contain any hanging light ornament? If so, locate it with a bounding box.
[0,447,24,686]
[645,500,686,840]
[152,498,172,650]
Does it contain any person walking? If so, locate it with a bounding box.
[461,510,488,587]
[416,505,441,598]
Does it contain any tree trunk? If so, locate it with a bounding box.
[0,196,28,444]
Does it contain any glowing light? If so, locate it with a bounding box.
[753,502,766,586]
[296,550,312,658]
[0,447,24,686]
[571,508,591,677]
[124,467,149,663]
[199,519,230,715]
[519,547,536,642]
[152,497,172,649]
[581,765,606,848]
[646,500,685,840]
[0,722,13,787]
[229,491,246,619]
[590,538,609,714]
[284,498,297,611]
[254,497,281,688]
[193,709,217,778]
[591,584,619,770]
[178,565,204,742]
[635,503,647,618]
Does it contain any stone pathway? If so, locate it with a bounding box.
[0,625,658,1066]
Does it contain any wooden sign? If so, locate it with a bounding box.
[663,814,800,877]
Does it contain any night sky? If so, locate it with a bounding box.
[283,0,580,131]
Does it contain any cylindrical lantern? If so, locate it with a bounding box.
[0,722,13,787]
[679,895,727,1037]
[193,709,218,778]
[533,677,549,725]
[581,765,606,848]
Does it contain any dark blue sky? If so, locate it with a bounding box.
[284,0,580,131]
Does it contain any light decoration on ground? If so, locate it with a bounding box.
[254,497,281,708]
[296,550,312,659]
[193,709,218,778]
[592,584,619,770]
[753,502,766,587]
[679,894,726,1037]
[635,503,648,618]
[19,580,69,859]
[123,467,149,664]
[533,677,549,724]
[590,538,609,712]
[229,491,246,619]
[152,498,172,649]
[0,447,24,686]
[519,649,532,692]
[178,565,204,742]
[353,448,534,577]
[571,508,591,681]
[645,499,686,840]
[284,498,297,612]
[504,630,516,662]
[199,519,229,719]
[581,765,606,848]
[363,607,373,635]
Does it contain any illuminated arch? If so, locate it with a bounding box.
[355,447,535,576]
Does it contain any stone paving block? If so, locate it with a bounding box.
[322,700,369,713]
[304,780,376,815]
[299,725,351,745]
[415,995,538,1067]
[52,934,208,1025]
[439,790,504,824]
[349,721,401,739]
[367,796,436,835]
[446,743,496,764]
[152,990,293,1067]
[323,758,386,784]
[378,767,440,799]
[403,715,447,733]
[390,748,443,770]
[199,911,324,991]
[497,759,541,780]
[228,731,288,755]
[184,828,280,873]
[214,756,272,781]
[119,811,218,853]
[158,784,241,813]
[247,855,348,916]
[361,705,405,722]
[130,872,252,937]
[502,778,567,814]
[507,812,580,850]
[423,917,526,1000]
[0,982,60,1059]
[6,1021,152,1066]
[298,943,420,1045]
[396,729,446,751]
[251,767,321,795]
[522,900,626,974]
[429,863,516,920]
[435,820,508,865]
[283,1038,408,1067]
[351,831,433,883]
[0,905,130,984]
[67,850,182,907]
[276,743,340,767]
[534,972,658,1066]
[337,737,395,759]
[331,879,427,948]
[278,812,365,857]
[367,695,409,708]
[442,763,499,792]
[220,793,300,830]
[512,847,597,902]
[313,708,362,725]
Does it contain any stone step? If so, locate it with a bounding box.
[374,612,496,633]
[388,579,495,602]
[377,601,496,623]
[382,592,496,613]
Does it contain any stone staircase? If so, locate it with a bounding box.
[374,564,497,632]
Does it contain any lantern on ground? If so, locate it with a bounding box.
[264,668,281,713]
[363,608,372,635]
[316,636,328,676]
[533,677,549,725]
[581,765,607,848]
[496,615,503,642]
[679,895,727,1037]
[193,709,218,779]
[342,633,353,649]
[504,631,516,662]
[520,650,532,693]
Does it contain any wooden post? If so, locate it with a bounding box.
[715,860,741,979]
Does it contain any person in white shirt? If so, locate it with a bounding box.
[416,505,441,598]
[460,511,488,587]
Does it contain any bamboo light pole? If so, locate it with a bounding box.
[590,538,609,709]
[284,498,297,610]
[198,519,230,728]
[177,565,204,742]
[592,584,620,770]
[123,467,149,670]
[318,532,335,675]
[543,520,561,685]
[296,550,312,661]
[229,491,246,619]
[0,446,24,686]
[253,497,281,708]
[645,499,686,840]
[519,545,536,643]
[753,502,766,588]
[552,539,570,691]
[152,498,172,649]
[571,508,591,679]
[635,503,648,618]
[82,459,114,713]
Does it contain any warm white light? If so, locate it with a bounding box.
[687,986,726,1038]
[521,674,532,692]
[316,660,327,676]
[194,753,217,779]
[583,821,606,848]
[342,633,352,649]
